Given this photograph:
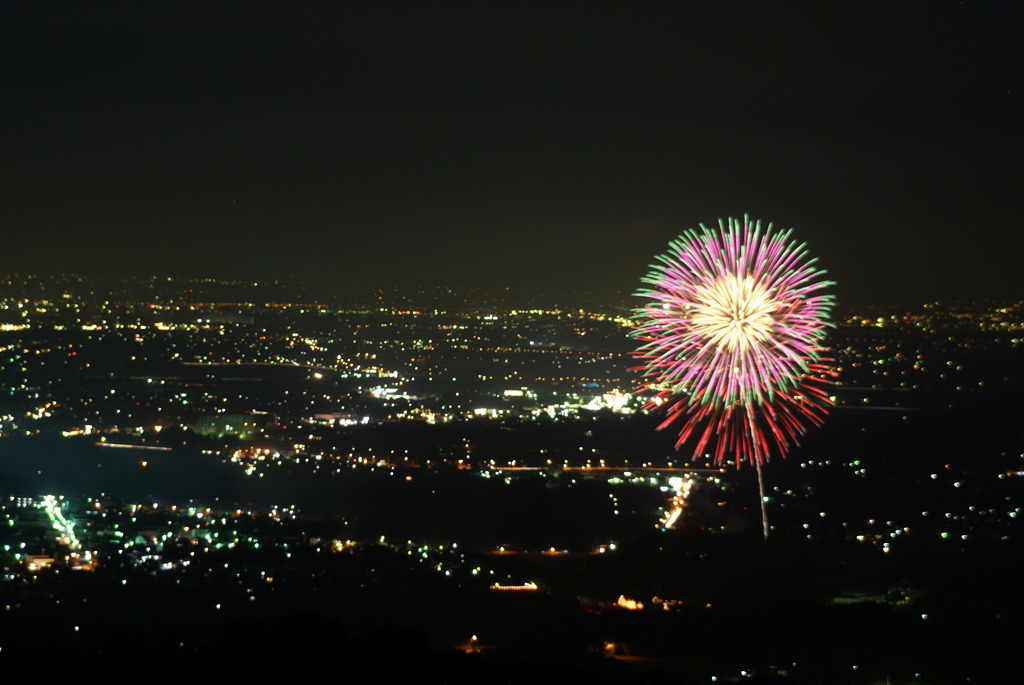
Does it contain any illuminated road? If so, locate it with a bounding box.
[40,495,80,552]
[39,495,94,568]
[489,466,704,532]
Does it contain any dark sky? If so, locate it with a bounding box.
[2,1,1021,306]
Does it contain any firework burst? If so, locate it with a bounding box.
[632,215,835,468]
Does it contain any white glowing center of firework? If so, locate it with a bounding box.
[690,273,778,355]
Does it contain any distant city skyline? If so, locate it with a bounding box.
[2,3,1020,307]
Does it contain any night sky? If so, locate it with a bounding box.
[2,2,1020,306]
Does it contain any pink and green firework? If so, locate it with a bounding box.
[632,215,835,467]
